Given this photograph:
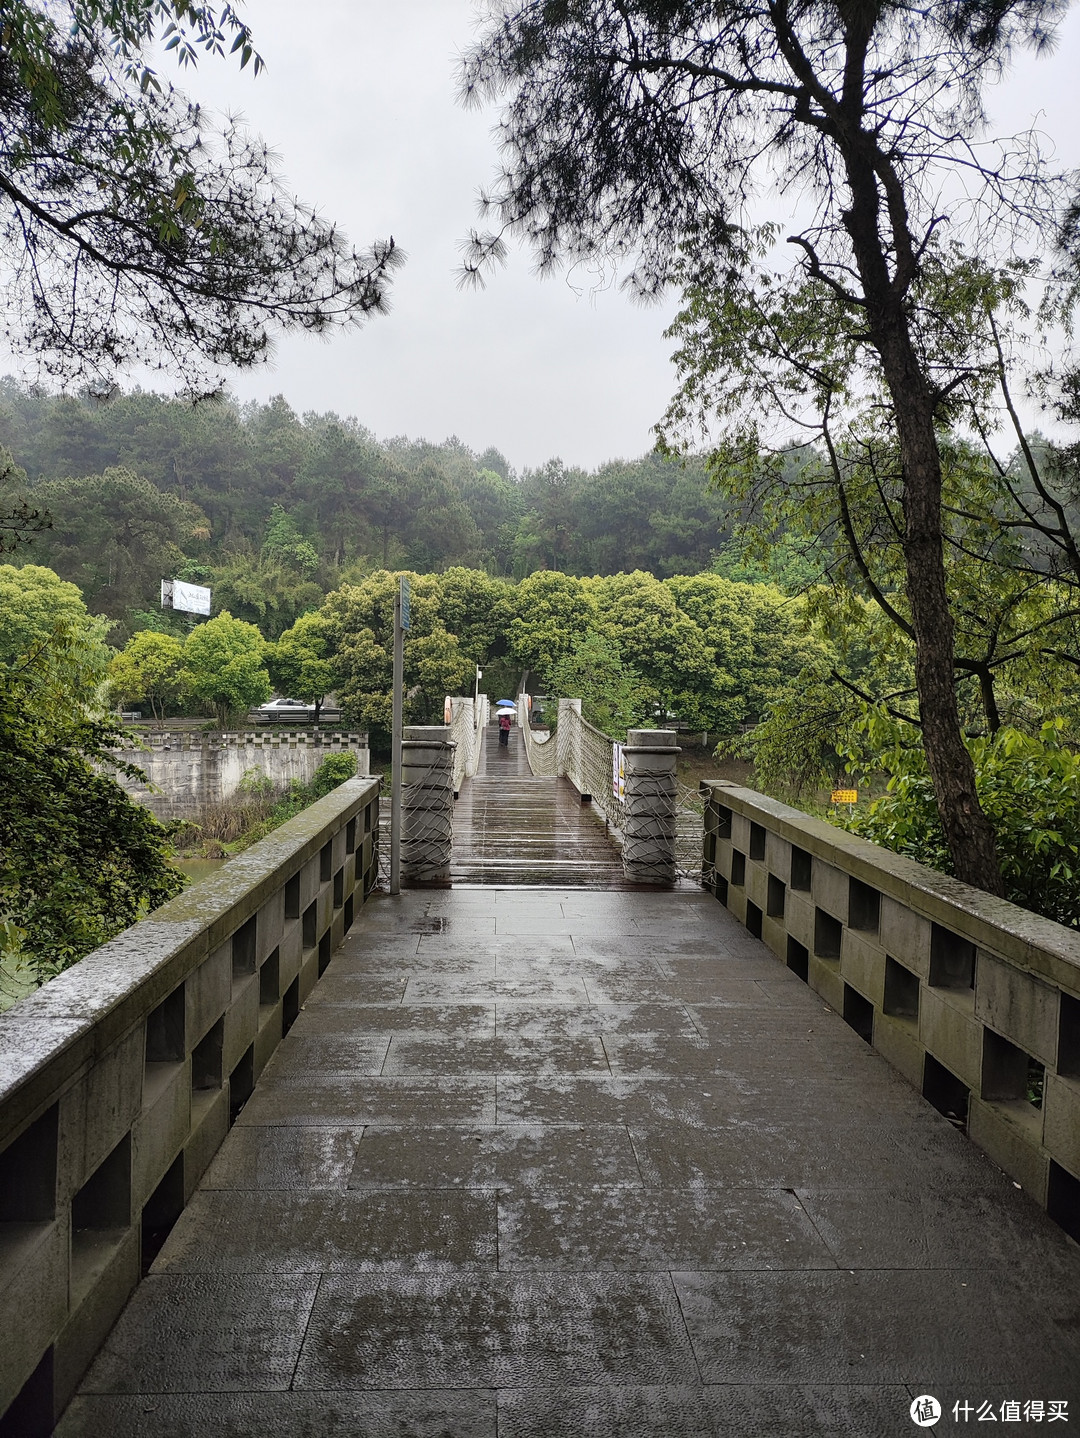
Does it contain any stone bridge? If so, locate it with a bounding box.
[2,713,1079,1436]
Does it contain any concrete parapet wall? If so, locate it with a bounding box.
[112,730,370,820]
[0,776,381,1432]
[701,779,1080,1236]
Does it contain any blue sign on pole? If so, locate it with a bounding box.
[400,576,411,631]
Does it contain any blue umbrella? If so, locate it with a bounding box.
[496,699,515,706]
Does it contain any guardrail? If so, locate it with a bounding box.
[701,779,1080,1238]
[450,696,490,794]
[0,776,381,1433]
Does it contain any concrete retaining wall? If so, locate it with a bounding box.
[113,730,370,820]
[0,776,381,1433]
[701,779,1080,1238]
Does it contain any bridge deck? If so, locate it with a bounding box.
[58,883,1080,1435]
[450,723,628,887]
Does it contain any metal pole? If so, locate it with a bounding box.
[390,585,403,895]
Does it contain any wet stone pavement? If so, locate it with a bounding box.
[57,887,1080,1437]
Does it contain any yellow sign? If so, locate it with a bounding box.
[831,788,858,805]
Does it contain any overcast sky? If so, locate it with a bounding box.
[30,3,1080,471]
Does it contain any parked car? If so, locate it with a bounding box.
[253,697,340,723]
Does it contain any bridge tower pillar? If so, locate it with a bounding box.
[621,729,680,885]
[401,724,456,885]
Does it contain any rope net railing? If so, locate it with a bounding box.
[401,736,455,882]
[451,695,489,792]
[518,692,558,777]
[518,692,705,884]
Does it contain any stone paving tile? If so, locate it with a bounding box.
[347,1124,645,1192]
[56,1389,498,1437]
[338,946,497,975]
[379,1032,609,1076]
[493,1000,701,1041]
[78,1274,320,1393]
[237,1075,497,1127]
[268,1035,391,1076]
[796,1183,1080,1270]
[673,1269,1080,1390]
[496,1184,836,1272]
[298,972,408,1006]
[704,1385,918,1438]
[628,1114,994,1191]
[496,1384,717,1437]
[292,1273,701,1390]
[155,1189,497,1273]
[201,1126,364,1190]
[290,1002,496,1037]
[494,1074,748,1127]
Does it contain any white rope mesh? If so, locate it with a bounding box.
[401,742,455,882]
[450,695,490,792]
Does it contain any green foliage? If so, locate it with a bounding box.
[107,630,186,722]
[28,468,202,620]
[548,632,647,737]
[181,611,270,724]
[0,563,112,701]
[308,752,359,797]
[0,633,184,987]
[840,713,1080,929]
[268,611,342,716]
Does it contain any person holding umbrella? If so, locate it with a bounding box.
[496,700,514,747]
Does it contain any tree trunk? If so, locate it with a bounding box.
[839,148,1004,894]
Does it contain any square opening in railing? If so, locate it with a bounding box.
[229,1045,255,1126]
[848,878,881,934]
[346,817,357,854]
[929,924,976,990]
[320,841,333,883]
[71,1134,131,1251]
[843,983,875,1043]
[283,977,300,1036]
[1058,993,1080,1078]
[0,1104,57,1224]
[302,902,318,951]
[259,947,280,1007]
[884,956,920,1021]
[333,868,345,909]
[141,1153,183,1278]
[767,873,786,919]
[749,822,766,862]
[1,1345,54,1438]
[790,846,812,892]
[1048,1160,1080,1245]
[746,900,763,939]
[982,1028,1042,1108]
[714,804,732,840]
[814,908,843,961]
[284,873,301,921]
[318,931,332,976]
[787,937,809,982]
[191,1018,224,1093]
[923,1053,969,1132]
[730,850,746,887]
[232,915,257,980]
[145,986,185,1064]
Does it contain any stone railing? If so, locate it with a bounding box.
[0,776,381,1433]
[701,779,1080,1236]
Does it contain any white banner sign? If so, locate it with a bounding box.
[612,742,626,802]
[162,578,212,616]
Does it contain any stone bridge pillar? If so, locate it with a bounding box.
[621,729,679,885]
[401,725,456,885]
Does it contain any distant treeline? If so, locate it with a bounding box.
[0,380,818,638]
